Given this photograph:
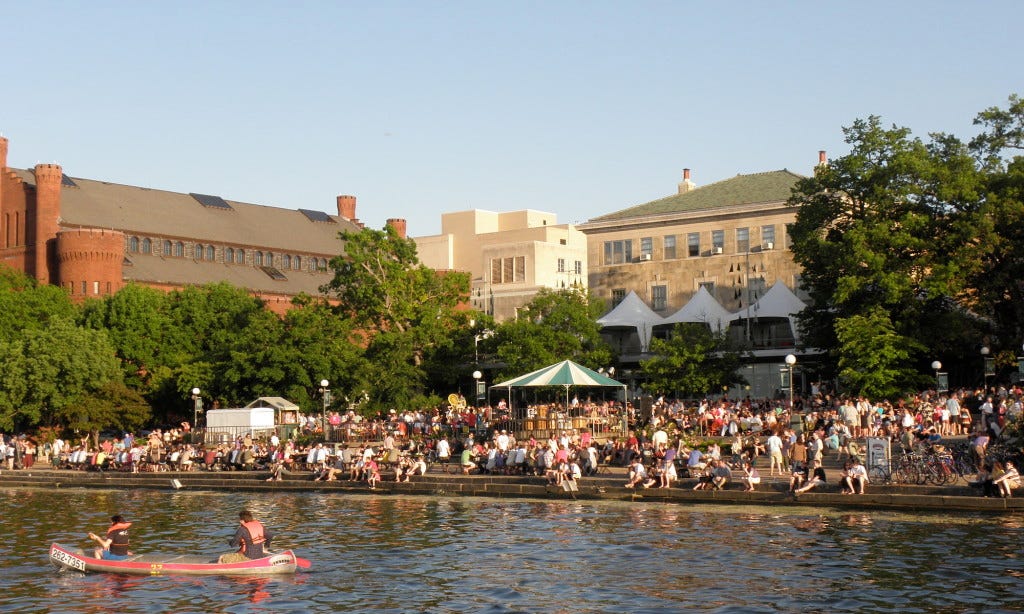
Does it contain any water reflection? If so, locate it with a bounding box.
[4,488,1024,612]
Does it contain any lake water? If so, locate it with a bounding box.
[3,487,1024,613]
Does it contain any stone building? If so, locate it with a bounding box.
[415,209,587,322]
[0,136,403,313]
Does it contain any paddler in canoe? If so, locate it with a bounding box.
[87,514,133,560]
[220,509,274,564]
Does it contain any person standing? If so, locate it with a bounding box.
[89,515,132,560]
[766,431,784,477]
[228,510,273,560]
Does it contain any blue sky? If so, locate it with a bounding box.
[3,1,1021,236]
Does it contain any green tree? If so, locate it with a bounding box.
[493,288,613,379]
[834,307,925,398]
[73,382,152,446]
[0,265,80,340]
[321,225,471,406]
[641,324,748,398]
[788,115,988,373]
[0,317,122,431]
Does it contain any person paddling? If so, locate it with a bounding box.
[88,515,132,560]
[224,510,274,562]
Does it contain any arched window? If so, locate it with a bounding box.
[283,254,291,269]
[293,255,301,270]
[163,240,172,255]
[265,252,274,266]
[225,247,234,263]
[255,251,263,266]
[206,245,215,261]
[236,249,244,264]
[174,242,184,257]
[142,238,152,254]
[195,244,204,259]
[129,236,139,253]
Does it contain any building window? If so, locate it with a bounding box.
[293,255,301,270]
[603,239,633,265]
[574,260,582,275]
[737,227,750,253]
[712,230,724,252]
[699,281,716,295]
[255,251,263,266]
[163,240,172,255]
[640,237,653,260]
[142,238,152,254]
[611,288,626,307]
[236,249,245,264]
[195,244,205,259]
[688,233,700,257]
[491,256,526,284]
[174,242,184,257]
[762,224,775,248]
[557,258,565,273]
[664,235,676,259]
[226,247,234,263]
[283,254,292,269]
[93,281,100,295]
[81,281,87,295]
[265,252,274,267]
[206,245,215,261]
[652,285,667,311]
[129,236,139,253]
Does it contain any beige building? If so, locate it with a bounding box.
[414,209,587,321]
[578,163,818,320]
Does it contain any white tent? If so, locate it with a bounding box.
[596,290,663,353]
[655,285,732,333]
[729,280,806,345]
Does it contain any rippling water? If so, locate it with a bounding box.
[3,487,1024,613]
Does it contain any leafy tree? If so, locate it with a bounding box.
[641,324,748,398]
[493,288,613,379]
[788,115,988,375]
[72,382,152,446]
[0,317,122,431]
[321,225,471,406]
[834,307,925,398]
[0,264,80,340]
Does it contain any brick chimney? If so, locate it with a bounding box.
[33,163,63,283]
[337,195,356,220]
[0,135,8,169]
[677,168,696,194]
[818,150,827,165]
[386,218,407,239]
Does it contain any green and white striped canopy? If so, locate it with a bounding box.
[492,360,625,388]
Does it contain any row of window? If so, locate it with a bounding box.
[604,225,779,265]
[556,258,583,274]
[66,280,113,296]
[126,236,329,272]
[491,256,526,284]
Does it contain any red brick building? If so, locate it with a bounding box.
[0,136,405,313]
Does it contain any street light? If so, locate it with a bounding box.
[319,379,330,441]
[981,346,991,391]
[785,354,797,411]
[191,387,202,439]
[931,360,942,391]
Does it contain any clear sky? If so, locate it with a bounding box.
[3,1,1021,236]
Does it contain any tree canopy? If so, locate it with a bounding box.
[641,324,748,398]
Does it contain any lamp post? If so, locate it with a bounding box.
[981,346,991,391]
[785,354,797,411]
[931,360,942,391]
[319,379,330,441]
[473,370,482,404]
[191,387,202,442]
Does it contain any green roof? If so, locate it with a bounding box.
[593,170,805,221]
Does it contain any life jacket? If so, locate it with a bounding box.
[240,520,266,554]
[106,521,132,556]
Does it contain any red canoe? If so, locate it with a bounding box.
[49,543,307,576]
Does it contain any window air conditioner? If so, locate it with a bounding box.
[713,247,723,255]
[764,241,774,250]
[639,254,652,261]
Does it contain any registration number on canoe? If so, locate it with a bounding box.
[51,548,86,571]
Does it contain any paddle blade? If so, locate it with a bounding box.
[294,556,311,569]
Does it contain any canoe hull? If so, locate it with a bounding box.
[49,543,298,576]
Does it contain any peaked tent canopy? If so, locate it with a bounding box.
[596,290,663,354]
[493,360,625,388]
[729,280,806,321]
[655,285,732,332]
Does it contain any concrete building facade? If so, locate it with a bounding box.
[415,209,587,322]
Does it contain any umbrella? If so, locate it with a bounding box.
[492,360,626,408]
